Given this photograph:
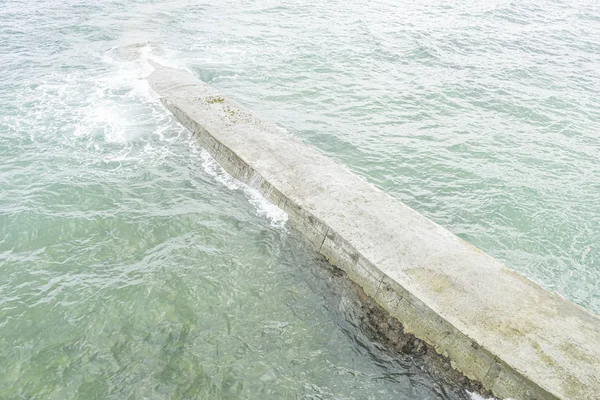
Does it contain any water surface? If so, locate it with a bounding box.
[1,0,599,398]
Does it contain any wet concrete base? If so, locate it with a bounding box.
[313,255,496,400]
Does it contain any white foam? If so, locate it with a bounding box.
[100,41,289,229]
[468,391,514,400]
[200,150,288,229]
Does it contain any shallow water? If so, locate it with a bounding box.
[0,0,598,398]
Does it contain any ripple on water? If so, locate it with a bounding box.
[0,0,598,398]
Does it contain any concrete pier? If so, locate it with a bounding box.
[147,63,600,400]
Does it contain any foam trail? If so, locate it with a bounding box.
[200,149,288,229]
[468,391,513,400]
[104,41,288,229]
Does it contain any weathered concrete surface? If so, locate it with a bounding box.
[147,63,600,400]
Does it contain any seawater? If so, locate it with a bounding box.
[1,0,598,398]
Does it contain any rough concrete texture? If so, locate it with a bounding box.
[147,62,600,400]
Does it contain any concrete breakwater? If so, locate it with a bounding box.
[147,62,600,400]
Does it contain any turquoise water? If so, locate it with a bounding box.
[1,0,599,398]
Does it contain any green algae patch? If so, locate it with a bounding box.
[204,96,225,104]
